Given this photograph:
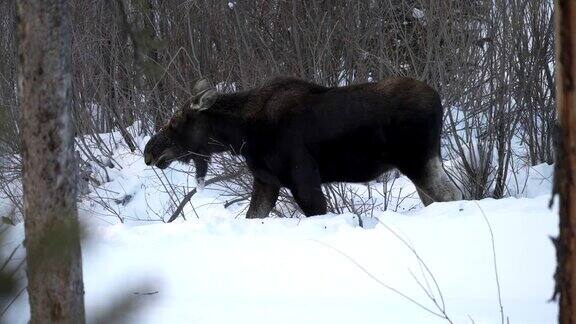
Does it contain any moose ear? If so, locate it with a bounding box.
[192,78,212,95]
[191,78,217,111]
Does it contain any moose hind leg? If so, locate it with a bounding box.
[288,152,327,216]
[416,187,434,206]
[290,185,327,217]
[246,178,280,219]
[413,157,462,206]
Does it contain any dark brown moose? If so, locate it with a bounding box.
[144,77,462,218]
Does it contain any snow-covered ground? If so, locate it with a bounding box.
[2,132,558,323]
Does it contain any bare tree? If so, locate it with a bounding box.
[17,0,86,322]
[552,0,576,323]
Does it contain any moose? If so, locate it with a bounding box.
[144,77,462,218]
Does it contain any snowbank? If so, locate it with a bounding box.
[4,195,558,324]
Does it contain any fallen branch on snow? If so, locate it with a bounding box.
[167,171,243,223]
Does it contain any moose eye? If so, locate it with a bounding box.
[168,114,184,131]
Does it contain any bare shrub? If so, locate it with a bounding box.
[0,0,556,219]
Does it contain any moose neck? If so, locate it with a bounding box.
[205,91,251,154]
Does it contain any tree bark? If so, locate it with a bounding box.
[17,0,86,323]
[148,0,169,132]
[554,1,576,323]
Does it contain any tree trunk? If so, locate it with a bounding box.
[17,0,86,323]
[554,1,576,323]
[149,0,168,132]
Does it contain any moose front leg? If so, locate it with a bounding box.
[246,178,280,219]
[192,155,209,191]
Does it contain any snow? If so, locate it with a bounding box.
[412,8,425,19]
[1,131,559,324]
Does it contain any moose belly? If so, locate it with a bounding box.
[314,143,391,183]
[317,155,389,183]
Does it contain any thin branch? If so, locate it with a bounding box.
[167,171,242,222]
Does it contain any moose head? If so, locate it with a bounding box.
[144,78,219,188]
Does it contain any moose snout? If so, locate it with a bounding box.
[144,153,153,166]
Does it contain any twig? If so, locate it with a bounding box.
[167,171,242,222]
[0,286,26,317]
[312,239,453,322]
[473,201,505,324]
[375,218,448,313]
[224,195,250,208]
